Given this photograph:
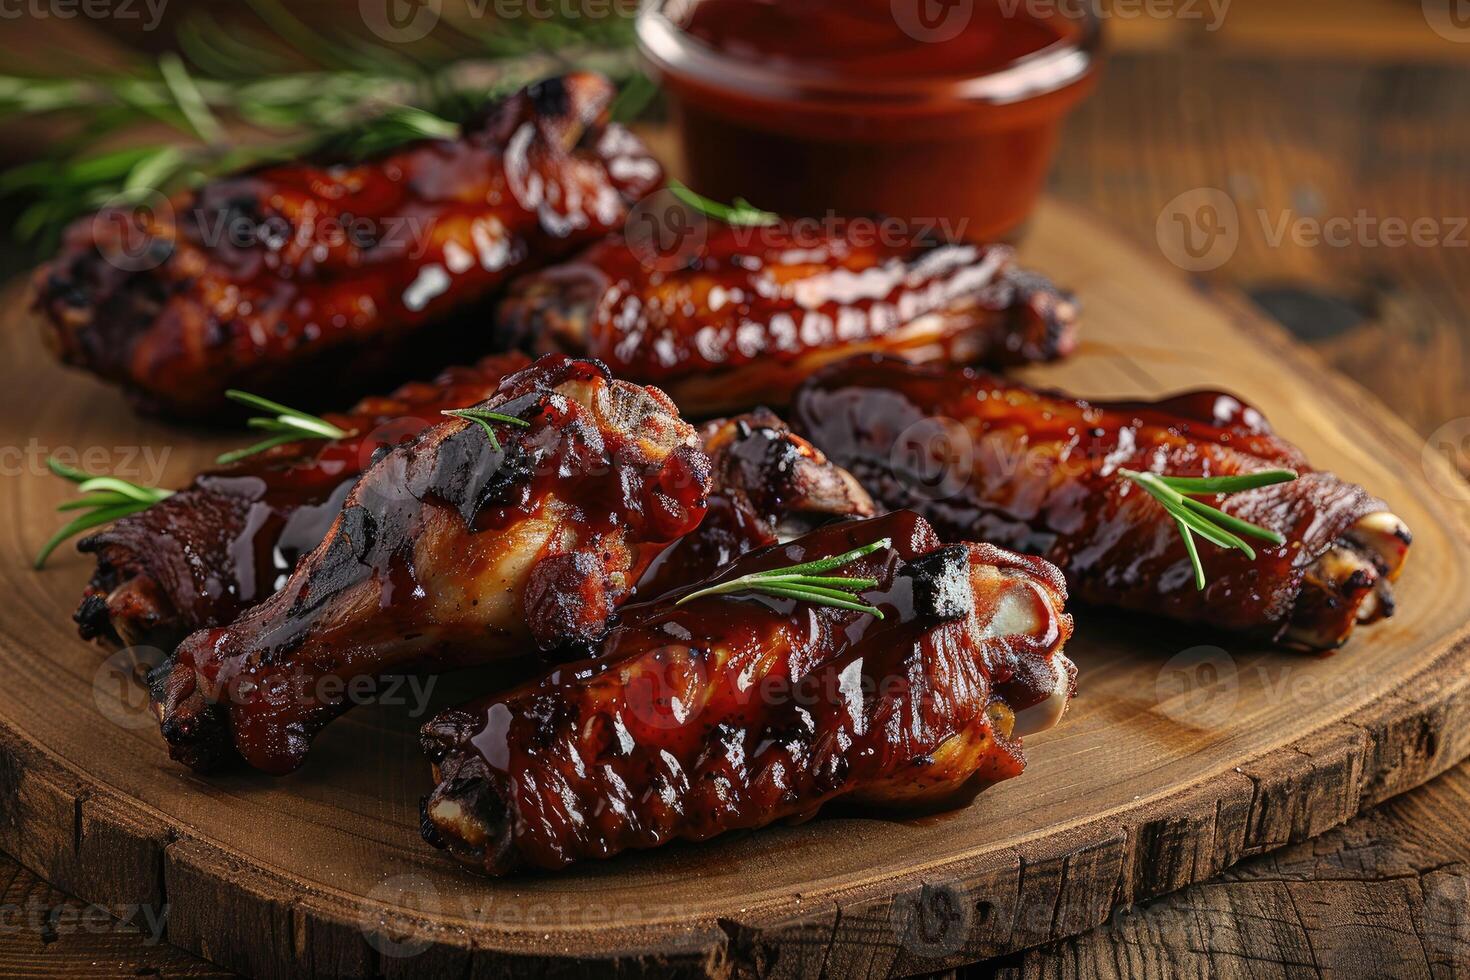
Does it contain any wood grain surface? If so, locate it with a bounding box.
[2,197,1468,978]
[3,4,1470,977]
[991,758,1470,978]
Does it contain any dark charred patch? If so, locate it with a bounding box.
[73,593,114,641]
[426,429,535,527]
[901,545,974,621]
[527,75,571,120]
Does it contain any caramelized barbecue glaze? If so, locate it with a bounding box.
[497,223,1077,415]
[792,355,1412,648]
[77,352,532,651]
[33,74,661,417]
[153,355,712,774]
[421,511,1074,875]
[637,408,876,599]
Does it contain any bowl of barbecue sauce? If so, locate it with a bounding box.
[637,0,1100,242]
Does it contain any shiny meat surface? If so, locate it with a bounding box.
[76,352,532,651]
[33,73,662,417]
[420,511,1075,875]
[791,355,1412,649]
[495,223,1077,416]
[637,408,876,599]
[153,355,712,774]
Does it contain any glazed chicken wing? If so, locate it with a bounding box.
[792,355,1412,649]
[420,511,1074,875]
[76,352,531,652]
[496,222,1077,416]
[153,355,712,774]
[33,73,661,418]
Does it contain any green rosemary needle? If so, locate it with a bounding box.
[442,407,532,452]
[35,458,173,569]
[676,537,892,618]
[668,179,780,227]
[216,390,353,465]
[1119,467,1299,590]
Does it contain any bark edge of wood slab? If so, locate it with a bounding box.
[2,200,1468,978]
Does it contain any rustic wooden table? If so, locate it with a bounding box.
[3,2,1469,976]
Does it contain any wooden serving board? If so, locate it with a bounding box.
[1,200,1468,979]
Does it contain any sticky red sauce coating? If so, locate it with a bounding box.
[77,353,533,650]
[498,223,1077,416]
[34,74,662,417]
[422,511,1074,874]
[152,356,713,775]
[791,355,1389,640]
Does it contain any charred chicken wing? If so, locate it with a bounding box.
[420,511,1075,875]
[76,352,532,652]
[792,355,1412,649]
[33,73,661,417]
[153,355,712,774]
[496,222,1077,416]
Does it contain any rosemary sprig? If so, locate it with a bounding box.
[442,408,532,452]
[676,537,892,618]
[330,104,460,159]
[668,180,780,227]
[216,390,353,465]
[0,3,644,253]
[1119,468,1298,590]
[35,458,173,569]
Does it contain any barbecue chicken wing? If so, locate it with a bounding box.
[637,408,876,599]
[421,511,1074,875]
[496,223,1077,416]
[792,355,1412,649]
[153,355,712,774]
[34,73,661,418]
[75,353,532,652]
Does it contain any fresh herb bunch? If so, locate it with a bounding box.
[1119,468,1299,590]
[677,537,893,617]
[0,0,645,253]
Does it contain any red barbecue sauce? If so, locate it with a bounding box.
[638,0,1100,241]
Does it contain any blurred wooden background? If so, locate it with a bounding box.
[2,1,1469,976]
